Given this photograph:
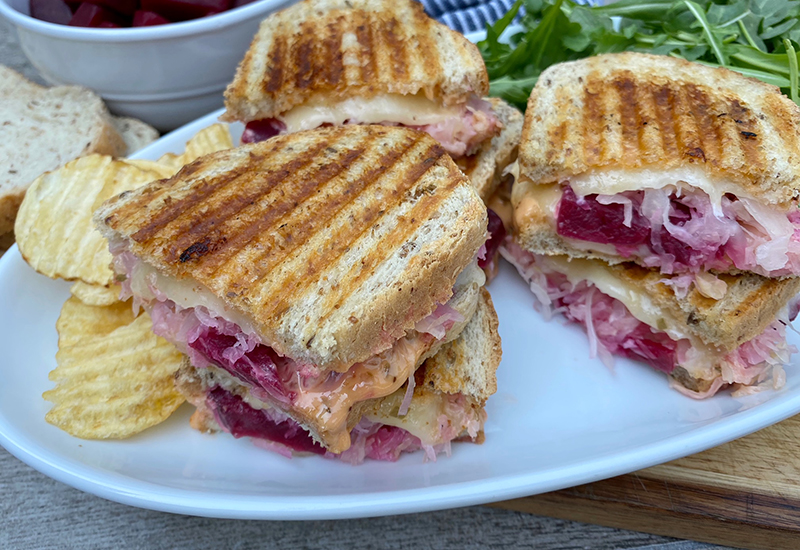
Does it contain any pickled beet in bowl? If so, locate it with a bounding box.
[0,0,295,130]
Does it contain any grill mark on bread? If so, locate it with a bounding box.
[652,84,680,160]
[612,74,640,166]
[266,140,446,320]
[686,84,717,165]
[294,24,316,90]
[383,17,408,81]
[168,142,351,268]
[313,151,456,328]
[130,143,325,246]
[265,35,286,93]
[205,135,416,286]
[320,18,344,87]
[413,5,442,87]
[128,161,254,243]
[355,19,375,84]
[582,80,603,166]
[728,99,762,172]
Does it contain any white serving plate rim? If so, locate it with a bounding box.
[2,108,800,520]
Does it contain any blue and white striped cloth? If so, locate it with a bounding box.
[420,0,522,34]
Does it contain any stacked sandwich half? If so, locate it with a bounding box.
[501,52,800,398]
[95,125,501,462]
[222,0,523,205]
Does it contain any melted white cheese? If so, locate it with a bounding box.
[279,94,462,132]
[568,167,758,215]
[539,254,721,378]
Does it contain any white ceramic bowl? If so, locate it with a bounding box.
[0,0,295,130]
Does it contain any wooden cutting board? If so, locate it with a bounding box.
[490,413,800,550]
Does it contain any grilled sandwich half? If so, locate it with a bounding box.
[502,240,800,398]
[222,0,522,201]
[512,52,800,280]
[176,287,501,463]
[95,125,489,455]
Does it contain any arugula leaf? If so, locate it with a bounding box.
[481,0,800,109]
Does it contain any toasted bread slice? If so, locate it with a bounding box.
[96,125,487,373]
[223,0,489,123]
[386,286,500,406]
[457,98,523,202]
[0,66,127,235]
[516,250,800,354]
[519,52,800,208]
[175,287,500,453]
[112,117,159,154]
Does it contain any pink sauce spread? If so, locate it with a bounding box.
[555,184,800,277]
[206,384,468,464]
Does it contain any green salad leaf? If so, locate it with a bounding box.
[478,0,800,110]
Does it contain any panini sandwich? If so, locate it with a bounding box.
[95,125,493,457]
[513,52,800,281]
[175,287,500,463]
[502,241,800,398]
[223,0,522,201]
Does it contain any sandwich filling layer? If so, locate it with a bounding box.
[501,240,796,398]
[518,168,800,278]
[113,240,483,452]
[240,94,501,158]
[180,365,484,464]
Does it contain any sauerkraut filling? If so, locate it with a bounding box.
[203,383,483,464]
[555,183,800,278]
[241,95,501,158]
[109,239,468,451]
[501,240,796,399]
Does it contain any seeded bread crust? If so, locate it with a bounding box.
[520,52,800,208]
[222,0,489,123]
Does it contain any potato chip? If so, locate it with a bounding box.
[70,281,123,306]
[44,297,185,439]
[122,159,177,179]
[156,123,233,172]
[14,155,159,286]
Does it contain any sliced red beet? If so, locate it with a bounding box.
[232,0,256,7]
[479,208,506,270]
[30,0,73,24]
[556,186,650,246]
[140,0,230,21]
[241,118,287,144]
[207,387,325,455]
[188,328,295,403]
[617,325,677,374]
[82,0,137,15]
[68,3,126,26]
[97,20,120,26]
[132,9,171,25]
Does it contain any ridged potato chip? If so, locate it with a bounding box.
[122,159,177,179]
[44,297,185,439]
[70,281,123,306]
[156,124,233,172]
[14,156,161,286]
